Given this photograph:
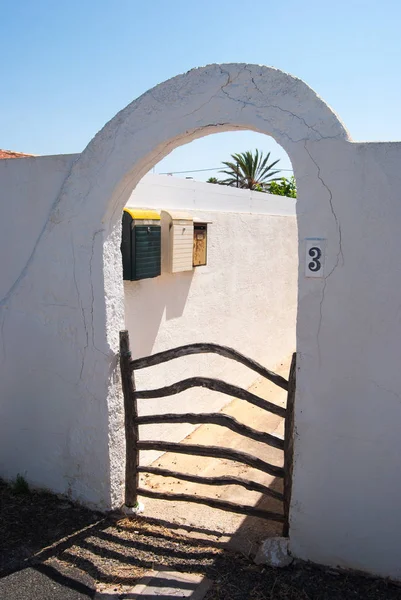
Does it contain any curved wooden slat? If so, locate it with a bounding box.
[130,343,288,391]
[137,466,284,501]
[137,441,284,478]
[137,412,284,450]
[136,377,286,418]
[137,488,284,522]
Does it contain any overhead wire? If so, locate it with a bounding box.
[158,167,294,175]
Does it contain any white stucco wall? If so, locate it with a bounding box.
[125,176,297,462]
[0,154,296,507]
[291,139,401,578]
[2,63,401,580]
[0,153,90,497]
[0,154,79,300]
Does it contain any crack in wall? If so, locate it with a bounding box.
[179,66,255,122]
[224,65,343,144]
[0,312,6,365]
[218,66,252,113]
[303,142,344,357]
[245,66,324,140]
[71,236,89,379]
[110,63,342,228]
[180,67,250,125]
[0,158,78,310]
[245,66,346,143]
[0,157,82,371]
[368,379,401,404]
[304,142,344,273]
[218,67,308,144]
[89,229,108,357]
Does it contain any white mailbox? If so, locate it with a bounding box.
[161,210,194,273]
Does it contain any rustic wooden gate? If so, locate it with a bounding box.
[119,330,296,535]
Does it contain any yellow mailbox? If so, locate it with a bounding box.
[121,208,161,281]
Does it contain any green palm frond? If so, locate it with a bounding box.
[218,150,282,190]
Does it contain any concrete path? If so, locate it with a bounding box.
[137,356,291,556]
[97,571,212,599]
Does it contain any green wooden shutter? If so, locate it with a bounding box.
[133,225,161,280]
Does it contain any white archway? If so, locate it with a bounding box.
[60,63,348,229]
[14,63,351,513]
[7,61,401,580]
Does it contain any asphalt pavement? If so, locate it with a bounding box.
[0,565,95,600]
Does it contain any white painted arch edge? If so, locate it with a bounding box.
[57,62,351,229]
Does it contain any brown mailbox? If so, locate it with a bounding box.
[193,223,207,267]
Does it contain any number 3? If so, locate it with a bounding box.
[308,247,321,272]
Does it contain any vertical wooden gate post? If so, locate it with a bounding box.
[283,352,296,536]
[119,330,139,507]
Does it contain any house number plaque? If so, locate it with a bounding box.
[305,238,326,278]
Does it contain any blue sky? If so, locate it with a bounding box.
[1,0,400,180]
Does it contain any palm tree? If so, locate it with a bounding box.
[219,150,281,190]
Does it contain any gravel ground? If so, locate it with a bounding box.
[0,478,101,577]
[1,479,401,599]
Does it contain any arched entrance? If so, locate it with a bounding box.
[29,63,350,517]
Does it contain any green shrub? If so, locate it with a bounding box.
[13,474,29,494]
